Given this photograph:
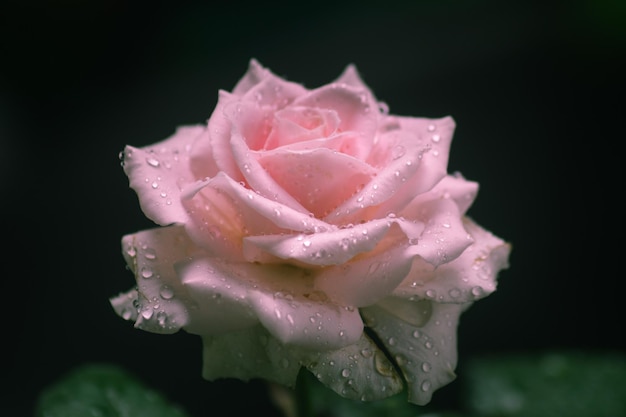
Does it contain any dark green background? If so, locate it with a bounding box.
[2,1,624,416]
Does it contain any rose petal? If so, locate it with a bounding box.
[314,243,414,307]
[231,58,271,96]
[249,289,363,350]
[229,132,311,213]
[394,217,511,303]
[303,333,404,401]
[361,301,466,405]
[176,256,258,335]
[313,204,471,306]
[181,173,330,256]
[201,325,302,387]
[333,64,372,93]
[329,118,453,223]
[244,217,399,267]
[110,288,139,322]
[293,83,378,160]
[199,90,245,181]
[257,146,377,218]
[122,125,205,225]
[240,72,308,112]
[403,197,474,267]
[406,173,478,217]
[113,226,201,334]
[178,255,363,350]
[265,106,340,149]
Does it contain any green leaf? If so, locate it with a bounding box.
[35,363,190,417]
[464,350,626,417]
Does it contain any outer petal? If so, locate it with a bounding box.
[176,256,259,335]
[303,333,404,401]
[333,64,372,93]
[408,173,479,217]
[394,217,511,303]
[201,325,302,387]
[111,226,202,334]
[313,200,472,306]
[122,125,205,225]
[249,289,363,350]
[231,58,271,96]
[403,198,474,267]
[314,244,414,307]
[198,90,244,181]
[361,301,466,405]
[178,255,363,350]
[240,72,308,112]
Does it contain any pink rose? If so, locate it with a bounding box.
[111,59,510,405]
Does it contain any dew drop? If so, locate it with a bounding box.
[360,348,373,358]
[471,286,484,297]
[341,368,351,378]
[368,262,381,274]
[421,362,432,373]
[391,145,406,160]
[431,134,441,143]
[140,266,154,279]
[388,337,397,346]
[449,288,461,298]
[141,308,153,320]
[421,380,431,392]
[156,311,167,326]
[146,157,160,167]
[144,248,157,260]
[159,285,174,299]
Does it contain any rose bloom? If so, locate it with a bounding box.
[111,59,510,405]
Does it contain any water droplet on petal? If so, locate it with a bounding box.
[421,362,432,373]
[421,380,431,392]
[140,267,153,279]
[391,145,406,160]
[159,285,174,299]
[341,368,351,378]
[146,157,160,167]
[471,286,484,297]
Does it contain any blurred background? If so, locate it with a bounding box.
[2,0,624,416]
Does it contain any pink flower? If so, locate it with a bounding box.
[111,59,510,405]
